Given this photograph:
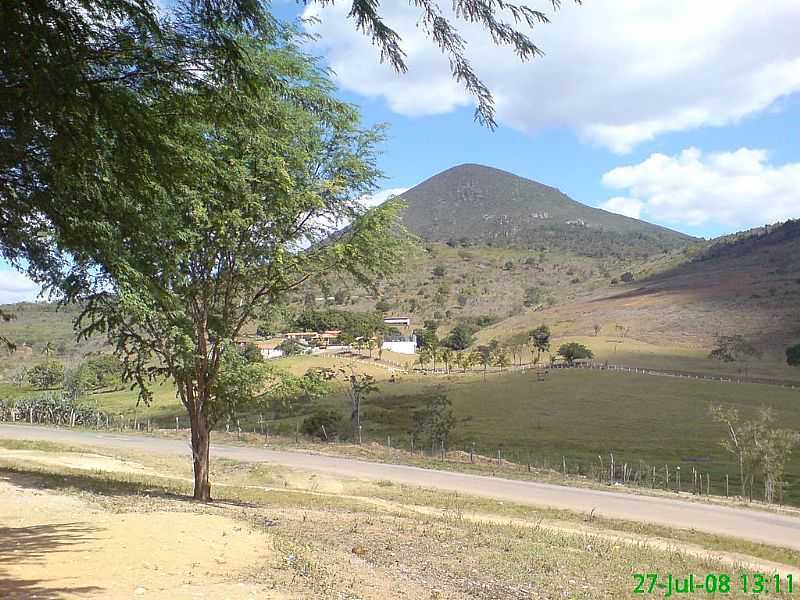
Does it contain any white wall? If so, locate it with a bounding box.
[382,340,416,355]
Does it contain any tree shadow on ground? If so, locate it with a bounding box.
[0,519,103,599]
[0,467,259,508]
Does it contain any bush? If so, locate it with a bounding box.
[301,409,344,440]
[27,361,64,390]
[620,271,635,283]
[558,342,594,364]
[786,344,800,367]
[432,265,446,278]
[443,323,477,350]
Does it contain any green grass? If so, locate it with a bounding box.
[15,353,800,505]
[316,368,800,504]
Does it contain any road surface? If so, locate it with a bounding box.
[2,424,800,551]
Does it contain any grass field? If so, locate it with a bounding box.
[50,354,800,505]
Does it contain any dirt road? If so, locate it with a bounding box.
[3,424,800,551]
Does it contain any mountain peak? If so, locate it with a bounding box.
[397,164,693,256]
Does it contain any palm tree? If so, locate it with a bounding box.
[41,341,56,358]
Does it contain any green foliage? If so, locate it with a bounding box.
[557,342,594,364]
[413,392,456,450]
[301,408,344,440]
[27,361,65,390]
[443,323,476,350]
[620,271,635,283]
[710,404,800,502]
[1,392,97,426]
[338,367,378,428]
[241,343,265,364]
[709,336,761,365]
[785,344,800,367]
[528,324,551,358]
[277,339,306,357]
[65,355,124,397]
[292,309,384,338]
[432,265,446,278]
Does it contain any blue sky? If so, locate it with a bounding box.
[3,0,800,303]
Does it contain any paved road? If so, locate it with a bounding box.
[3,424,800,551]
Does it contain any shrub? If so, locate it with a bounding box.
[558,342,594,364]
[27,361,64,390]
[432,265,446,278]
[301,409,344,440]
[620,271,635,283]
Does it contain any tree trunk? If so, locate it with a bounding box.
[189,409,212,501]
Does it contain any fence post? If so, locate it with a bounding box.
[562,456,566,478]
[497,448,501,466]
[470,442,474,464]
[175,416,179,432]
[726,474,729,497]
[676,466,681,492]
[706,473,710,496]
[440,440,445,461]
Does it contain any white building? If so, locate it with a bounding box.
[381,336,417,355]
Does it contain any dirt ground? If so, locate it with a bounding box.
[2,447,799,599]
[0,473,291,600]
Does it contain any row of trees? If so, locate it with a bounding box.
[414,324,593,375]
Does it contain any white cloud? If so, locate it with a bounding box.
[303,1,800,152]
[600,197,643,220]
[0,270,43,304]
[601,147,800,229]
[360,187,409,209]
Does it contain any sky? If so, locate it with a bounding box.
[3,0,800,303]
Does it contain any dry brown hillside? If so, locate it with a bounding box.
[480,220,800,379]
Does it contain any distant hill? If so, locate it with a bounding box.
[477,219,800,378]
[397,164,695,257]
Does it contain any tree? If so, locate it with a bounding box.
[41,342,56,359]
[3,0,572,273]
[27,361,65,390]
[529,325,551,362]
[242,343,265,364]
[710,404,800,502]
[786,344,800,367]
[440,347,454,373]
[620,271,635,283]
[444,323,476,350]
[3,0,578,501]
[474,345,493,380]
[557,342,593,365]
[278,339,306,357]
[413,392,456,452]
[64,44,403,501]
[0,310,15,351]
[593,323,601,337]
[709,335,762,378]
[338,367,378,436]
[493,346,510,371]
